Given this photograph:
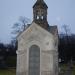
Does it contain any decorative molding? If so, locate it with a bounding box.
[42,50,58,55]
[41,71,53,75]
[16,50,27,55]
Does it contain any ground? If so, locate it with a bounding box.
[59,64,75,75]
[0,68,16,75]
[0,64,75,75]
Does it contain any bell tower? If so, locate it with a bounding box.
[33,0,49,29]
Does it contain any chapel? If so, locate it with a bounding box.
[16,0,58,75]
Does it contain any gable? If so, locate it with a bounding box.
[17,22,54,41]
[17,22,56,51]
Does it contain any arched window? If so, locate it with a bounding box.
[29,45,40,75]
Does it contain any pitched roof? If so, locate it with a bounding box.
[33,0,48,9]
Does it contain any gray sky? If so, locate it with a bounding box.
[0,0,75,43]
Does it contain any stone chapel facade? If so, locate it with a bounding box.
[16,0,58,75]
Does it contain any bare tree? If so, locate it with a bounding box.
[12,16,31,36]
[62,24,71,36]
[62,24,72,62]
[11,16,31,48]
[62,24,71,43]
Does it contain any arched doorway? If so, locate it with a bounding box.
[29,45,40,75]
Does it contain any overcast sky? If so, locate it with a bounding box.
[0,0,75,43]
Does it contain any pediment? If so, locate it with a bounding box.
[17,22,54,42]
[17,22,58,51]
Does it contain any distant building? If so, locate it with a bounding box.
[16,0,58,75]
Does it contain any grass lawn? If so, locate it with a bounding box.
[0,65,75,75]
[0,69,16,75]
[60,64,75,75]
